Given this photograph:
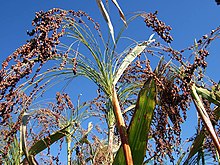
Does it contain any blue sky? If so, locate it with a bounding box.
[0,0,220,80]
[1,0,220,163]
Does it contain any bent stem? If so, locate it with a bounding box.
[191,84,220,155]
[111,86,133,165]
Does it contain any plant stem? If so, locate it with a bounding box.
[108,125,114,151]
[191,84,220,155]
[20,126,23,163]
[108,124,115,163]
[66,127,72,165]
[111,86,133,165]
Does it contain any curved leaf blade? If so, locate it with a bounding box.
[28,124,71,156]
[113,34,155,85]
[183,106,220,164]
[96,0,115,43]
[111,0,127,26]
[191,84,220,156]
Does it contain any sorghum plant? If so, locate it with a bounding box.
[0,3,220,165]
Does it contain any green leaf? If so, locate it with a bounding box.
[214,106,220,120]
[195,85,220,106]
[176,151,187,165]
[113,34,155,85]
[183,131,206,165]
[113,77,156,165]
[183,106,220,164]
[28,124,71,156]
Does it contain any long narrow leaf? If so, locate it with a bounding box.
[183,131,206,165]
[113,34,155,85]
[28,124,71,156]
[183,106,220,164]
[113,77,156,164]
[191,84,220,155]
[96,0,115,43]
[111,0,127,26]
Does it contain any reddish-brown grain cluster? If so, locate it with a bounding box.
[0,8,99,125]
[143,11,173,43]
[0,9,65,125]
[117,56,188,162]
[0,6,219,164]
[0,8,98,161]
[114,27,215,162]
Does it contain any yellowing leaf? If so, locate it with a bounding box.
[195,85,220,106]
[113,34,155,85]
[191,84,220,155]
